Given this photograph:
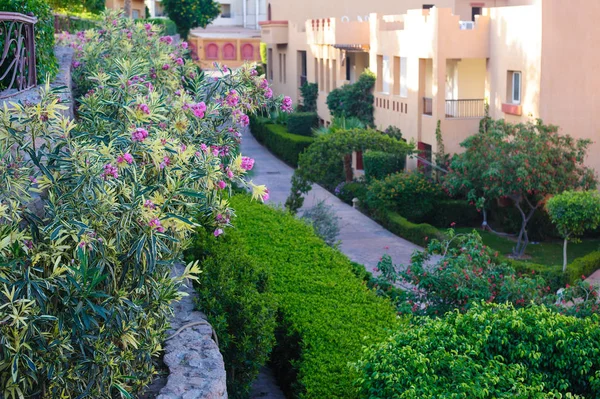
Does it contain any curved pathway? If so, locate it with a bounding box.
[241,130,423,275]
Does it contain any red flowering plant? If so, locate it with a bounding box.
[0,11,291,398]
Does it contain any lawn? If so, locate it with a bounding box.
[456,228,600,266]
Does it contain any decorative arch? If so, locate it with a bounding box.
[222,43,236,60]
[241,43,254,60]
[205,43,219,60]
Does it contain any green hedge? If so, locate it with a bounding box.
[567,251,600,285]
[250,116,314,166]
[286,112,317,136]
[186,232,277,399]
[209,195,400,399]
[0,0,57,85]
[146,17,177,36]
[373,210,444,247]
[425,199,482,228]
[509,259,566,291]
[54,14,99,33]
[363,150,406,181]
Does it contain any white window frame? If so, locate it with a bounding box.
[512,71,521,104]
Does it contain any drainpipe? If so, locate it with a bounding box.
[243,0,247,28]
[255,0,259,29]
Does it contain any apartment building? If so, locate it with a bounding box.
[105,0,146,18]
[261,0,600,172]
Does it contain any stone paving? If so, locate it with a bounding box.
[241,129,424,274]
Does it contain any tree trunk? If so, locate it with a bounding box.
[563,236,568,273]
[513,197,538,258]
[343,154,353,182]
[124,0,132,18]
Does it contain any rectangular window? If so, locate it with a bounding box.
[132,10,140,19]
[319,58,325,90]
[345,55,351,81]
[221,4,232,18]
[423,4,434,9]
[332,60,337,89]
[471,6,482,21]
[283,53,287,84]
[325,59,331,92]
[268,48,273,81]
[394,57,408,97]
[382,56,391,93]
[314,57,319,88]
[298,51,307,87]
[508,70,521,104]
[376,55,383,92]
[278,53,282,82]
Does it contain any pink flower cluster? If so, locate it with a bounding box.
[217,180,227,190]
[281,96,293,113]
[138,103,150,114]
[159,156,171,170]
[144,199,156,209]
[101,163,119,180]
[226,90,239,106]
[262,188,270,202]
[241,156,254,171]
[117,153,134,164]
[264,88,273,99]
[149,218,165,233]
[159,36,173,45]
[191,102,207,118]
[132,127,149,142]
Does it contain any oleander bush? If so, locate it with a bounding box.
[0,0,58,85]
[197,195,400,399]
[355,302,600,398]
[0,12,287,398]
[145,17,177,36]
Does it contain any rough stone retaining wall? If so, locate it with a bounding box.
[157,263,228,399]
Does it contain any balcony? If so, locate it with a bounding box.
[445,99,485,118]
[306,18,369,48]
[259,20,288,44]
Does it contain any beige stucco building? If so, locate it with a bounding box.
[261,0,600,173]
[105,0,146,19]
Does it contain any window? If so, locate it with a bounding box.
[132,10,140,19]
[221,4,231,18]
[508,70,521,104]
[332,60,337,89]
[393,57,408,97]
[471,6,482,22]
[283,54,287,84]
[223,43,236,60]
[298,51,307,86]
[325,59,330,92]
[378,55,391,93]
[206,43,219,60]
[268,48,273,81]
[278,53,283,82]
[345,55,351,81]
[314,58,319,87]
[423,4,434,9]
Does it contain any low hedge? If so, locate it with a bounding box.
[373,210,444,247]
[509,259,566,291]
[425,199,482,228]
[54,14,99,33]
[363,150,406,181]
[146,17,177,36]
[207,195,400,399]
[286,112,317,136]
[567,251,600,285]
[186,231,277,399]
[250,115,314,166]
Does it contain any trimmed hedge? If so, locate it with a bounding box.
[509,259,566,291]
[286,112,317,136]
[186,232,277,399]
[374,210,444,247]
[363,150,406,181]
[0,0,57,85]
[146,17,177,36]
[210,195,400,399]
[567,251,600,285]
[250,116,314,166]
[426,199,481,228]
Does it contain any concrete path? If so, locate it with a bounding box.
[250,367,286,399]
[241,130,423,274]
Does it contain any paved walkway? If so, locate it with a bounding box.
[241,130,423,274]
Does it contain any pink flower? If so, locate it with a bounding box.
[261,188,270,202]
[241,156,255,171]
[217,180,227,189]
[159,122,167,129]
[101,163,119,180]
[181,41,188,49]
[144,23,152,31]
[159,156,171,170]
[200,143,208,153]
[138,103,150,114]
[117,153,134,164]
[214,228,224,237]
[251,68,258,76]
[144,199,156,209]
[450,222,456,227]
[264,87,273,99]
[226,168,234,178]
[176,57,184,66]
[226,90,239,106]
[160,35,173,44]
[149,218,165,233]
[162,64,170,71]
[237,114,250,127]
[72,61,81,69]
[212,147,220,156]
[132,127,149,142]
[191,102,207,118]
[281,96,293,113]
[259,78,269,89]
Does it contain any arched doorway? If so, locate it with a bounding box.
[241,44,254,60]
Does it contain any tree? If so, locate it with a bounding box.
[546,191,600,272]
[326,70,376,126]
[444,119,596,258]
[162,0,221,39]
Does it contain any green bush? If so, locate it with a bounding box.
[567,251,600,285]
[326,70,376,126]
[363,150,406,181]
[162,0,220,38]
[146,17,178,35]
[250,116,314,166]
[53,14,99,33]
[509,259,566,291]
[0,0,57,85]
[336,181,368,205]
[355,302,600,398]
[299,82,318,112]
[425,199,482,228]
[186,231,277,399]
[374,210,444,247]
[211,195,400,399]
[286,112,317,136]
[366,172,441,223]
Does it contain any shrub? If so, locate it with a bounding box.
[326,70,376,126]
[250,116,314,166]
[383,125,402,141]
[490,202,559,242]
[0,0,57,85]
[299,82,318,112]
[567,251,600,285]
[355,302,600,398]
[373,211,443,247]
[363,150,406,182]
[162,0,220,38]
[510,259,566,291]
[286,112,317,136]
[425,199,481,228]
[212,195,400,399]
[335,181,368,205]
[53,14,99,33]
[146,17,178,35]
[366,172,440,223]
[301,200,340,246]
[0,14,283,398]
[186,231,277,399]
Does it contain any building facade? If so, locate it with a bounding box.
[261,0,600,173]
[105,0,146,18]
